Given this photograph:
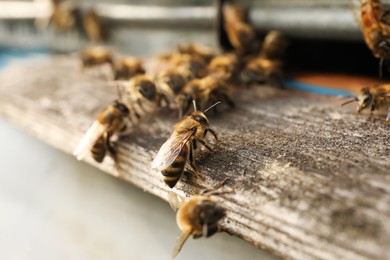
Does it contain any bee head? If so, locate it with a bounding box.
[195,199,226,234]
[357,88,373,113]
[138,80,157,100]
[113,100,130,116]
[191,111,209,126]
[167,74,186,94]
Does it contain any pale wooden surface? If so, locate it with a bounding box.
[0,56,389,260]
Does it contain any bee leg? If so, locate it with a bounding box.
[105,133,117,160]
[196,138,217,153]
[206,128,219,142]
[188,143,203,179]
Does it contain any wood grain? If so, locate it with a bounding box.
[0,56,389,260]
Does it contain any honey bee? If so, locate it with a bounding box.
[73,99,131,163]
[80,47,113,68]
[357,0,390,59]
[176,76,235,118]
[113,57,145,80]
[208,53,239,82]
[171,53,209,79]
[169,179,229,258]
[342,84,390,120]
[221,3,259,54]
[154,67,192,109]
[172,195,226,258]
[82,8,107,42]
[74,77,161,163]
[241,30,288,87]
[121,75,162,123]
[151,102,220,188]
[177,43,215,63]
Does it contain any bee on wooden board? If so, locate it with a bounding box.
[176,76,235,118]
[208,53,239,82]
[121,75,162,123]
[151,102,220,188]
[221,2,259,55]
[80,47,113,68]
[241,30,288,87]
[169,53,209,79]
[154,67,192,109]
[169,179,229,258]
[177,43,215,63]
[113,57,145,80]
[73,99,131,163]
[74,76,160,164]
[342,84,390,120]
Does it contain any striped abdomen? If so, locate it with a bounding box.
[91,135,106,163]
[161,144,189,188]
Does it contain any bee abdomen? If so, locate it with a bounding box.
[161,149,188,188]
[91,135,106,163]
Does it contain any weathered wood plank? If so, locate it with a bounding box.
[0,56,389,260]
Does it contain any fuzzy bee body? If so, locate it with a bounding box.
[342,84,390,120]
[73,100,130,163]
[176,76,234,117]
[113,57,145,80]
[80,47,113,68]
[121,75,161,123]
[152,110,219,188]
[172,195,226,258]
[155,67,191,109]
[222,3,259,55]
[359,0,390,59]
[241,30,287,87]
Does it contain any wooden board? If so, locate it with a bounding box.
[0,56,389,260]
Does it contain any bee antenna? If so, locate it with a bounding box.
[203,101,222,114]
[192,100,197,112]
[341,97,358,107]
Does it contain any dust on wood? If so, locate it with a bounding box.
[0,56,389,260]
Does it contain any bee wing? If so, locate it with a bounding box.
[171,229,192,259]
[168,191,186,211]
[151,130,194,170]
[73,121,107,161]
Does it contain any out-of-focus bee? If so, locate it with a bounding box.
[151,102,220,188]
[176,76,235,118]
[154,67,192,109]
[171,53,209,79]
[172,195,226,258]
[221,3,259,55]
[73,100,131,163]
[113,57,145,80]
[169,179,229,258]
[342,84,390,120]
[177,43,215,63]
[39,0,77,30]
[357,0,390,59]
[241,30,288,87]
[351,0,390,76]
[208,53,239,82]
[82,8,107,42]
[80,47,113,68]
[121,75,162,123]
